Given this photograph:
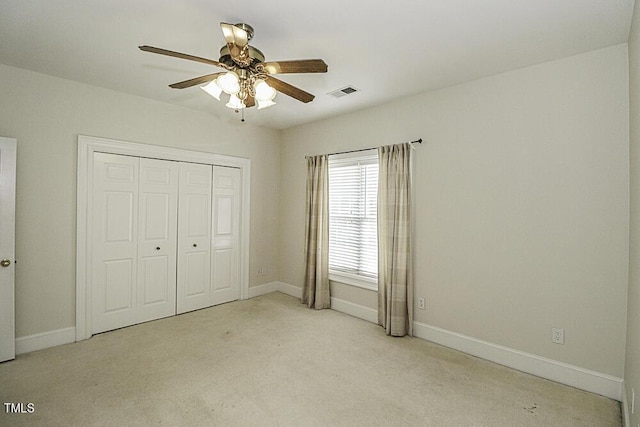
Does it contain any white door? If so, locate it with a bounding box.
[92,154,179,333]
[92,153,140,333]
[176,162,212,314]
[0,138,16,362]
[136,158,178,322]
[211,166,241,306]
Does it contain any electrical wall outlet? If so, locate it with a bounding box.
[551,328,564,344]
[417,298,425,310]
[256,266,267,276]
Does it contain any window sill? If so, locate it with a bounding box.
[329,271,378,292]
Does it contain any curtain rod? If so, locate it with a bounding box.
[306,138,422,159]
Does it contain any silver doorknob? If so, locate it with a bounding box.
[1,259,11,267]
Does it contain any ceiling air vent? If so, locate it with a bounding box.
[328,86,359,98]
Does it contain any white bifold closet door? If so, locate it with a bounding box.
[176,162,213,314]
[210,166,241,306]
[92,154,178,334]
[92,153,241,334]
[177,165,241,313]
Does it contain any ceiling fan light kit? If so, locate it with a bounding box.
[201,69,277,111]
[140,22,328,119]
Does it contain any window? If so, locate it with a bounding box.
[328,151,378,290]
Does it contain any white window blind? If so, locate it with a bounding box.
[328,152,378,282]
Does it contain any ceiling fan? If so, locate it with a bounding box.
[139,22,328,112]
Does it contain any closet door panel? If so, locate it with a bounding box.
[212,249,232,291]
[92,153,139,333]
[184,252,208,296]
[103,259,135,312]
[136,158,179,322]
[177,162,213,314]
[140,255,170,304]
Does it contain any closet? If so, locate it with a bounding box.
[91,152,240,334]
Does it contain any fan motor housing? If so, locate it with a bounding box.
[219,45,265,67]
[234,23,254,40]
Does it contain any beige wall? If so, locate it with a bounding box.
[0,64,281,337]
[280,44,630,377]
[626,1,640,424]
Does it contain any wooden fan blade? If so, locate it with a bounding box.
[220,22,251,67]
[169,72,224,89]
[139,45,223,68]
[266,76,315,103]
[260,59,328,74]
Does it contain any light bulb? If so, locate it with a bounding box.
[200,81,222,100]
[217,71,240,94]
[226,94,245,110]
[254,79,276,101]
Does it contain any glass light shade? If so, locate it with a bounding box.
[254,79,276,101]
[217,71,240,94]
[200,81,222,100]
[226,94,245,110]
[257,99,276,110]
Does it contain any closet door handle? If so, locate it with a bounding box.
[193,244,197,247]
[156,247,161,250]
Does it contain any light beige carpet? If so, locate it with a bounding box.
[0,292,621,426]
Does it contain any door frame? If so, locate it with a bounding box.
[76,135,251,341]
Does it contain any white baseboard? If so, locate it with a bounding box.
[263,283,379,324]
[413,321,623,401]
[276,282,303,299]
[15,327,76,355]
[248,281,302,299]
[248,282,281,298]
[330,297,378,324]
[621,381,631,427]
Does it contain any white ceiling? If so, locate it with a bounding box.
[0,0,635,130]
